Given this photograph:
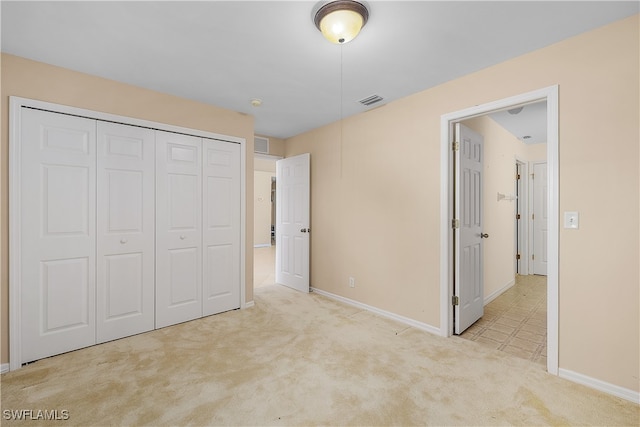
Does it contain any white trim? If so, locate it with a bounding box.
[9,97,23,372]
[484,278,515,306]
[1,364,9,374]
[9,96,248,370]
[240,132,248,312]
[440,85,559,377]
[244,301,255,308]
[558,368,640,404]
[514,158,529,276]
[254,153,283,161]
[528,160,547,276]
[311,287,443,337]
[254,243,271,248]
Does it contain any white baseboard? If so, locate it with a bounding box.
[244,300,255,308]
[253,244,271,248]
[484,278,516,305]
[311,287,443,337]
[1,363,9,374]
[558,368,640,404]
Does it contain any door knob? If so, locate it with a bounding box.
[120,238,128,244]
[300,228,310,233]
[180,235,186,240]
[480,233,489,238]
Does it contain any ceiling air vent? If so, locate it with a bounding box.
[254,136,269,154]
[358,94,384,107]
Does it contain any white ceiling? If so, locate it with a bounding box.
[2,1,638,139]
[489,101,547,144]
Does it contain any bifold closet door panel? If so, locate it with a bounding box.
[203,140,241,316]
[156,131,203,328]
[96,122,155,343]
[20,108,97,363]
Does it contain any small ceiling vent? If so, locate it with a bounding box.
[254,136,269,154]
[358,94,384,107]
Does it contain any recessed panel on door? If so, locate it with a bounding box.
[20,108,97,363]
[169,248,200,305]
[42,257,90,332]
[107,170,143,232]
[104,253,144,319]
[43,165,89,235]
[169,173,198,229]
[205,245,233,300]
[97,122,155,343]
[156,131,203,327]
[202,140,241,316]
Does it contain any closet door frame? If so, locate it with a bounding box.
[9,96,247,371]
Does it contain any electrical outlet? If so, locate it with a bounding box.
[349,277,355,288]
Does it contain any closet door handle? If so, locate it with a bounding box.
[480,233,489,239]
[120,238,128,244]
[180,235,186,240]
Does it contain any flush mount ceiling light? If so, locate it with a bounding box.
[314,0,369,44]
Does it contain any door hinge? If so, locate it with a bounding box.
[531,173,535,179]
[532,254,535,260]
[516,253,521,260]
[532,213,535,220]
[516,213,521,220]
[452,219,460,229]
[452,141,460,151]
[452,295,459,306]
[516,173,521,180]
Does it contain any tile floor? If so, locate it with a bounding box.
[460,274,547,367]
[254,247,547,367]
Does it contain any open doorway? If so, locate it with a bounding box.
[440,86,559,375]
[254,155,280,288]
[455,104,548,367]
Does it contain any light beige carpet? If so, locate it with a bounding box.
[2,284,638,426]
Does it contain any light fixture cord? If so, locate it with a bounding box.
[339,43,344,178]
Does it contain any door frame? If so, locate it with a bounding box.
[9,96,247,371]
[529,160,548,275]
[439,85,559,375]
[515,158,529,276]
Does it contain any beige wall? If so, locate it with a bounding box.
[254,171,274,246]
[254,157,277,173]
[0,54,256,364]
[463,115,547,300]
[285,15,639,392]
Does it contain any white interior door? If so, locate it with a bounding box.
[20,108,97,363]
[532,162,548,275]
[275,153,310,293]
[156,131,203,328]
[454,123,485,334]
[202,139,241,315]
[96,122,155,343]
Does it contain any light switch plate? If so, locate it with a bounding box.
[564,211,579,229]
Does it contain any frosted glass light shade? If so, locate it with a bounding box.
[319,9,363,44]
[314,1,369,44]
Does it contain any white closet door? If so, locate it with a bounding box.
[20,108,97,363]
[156,131,203,328]
[202,139,241,316]
[96,122,155,343]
